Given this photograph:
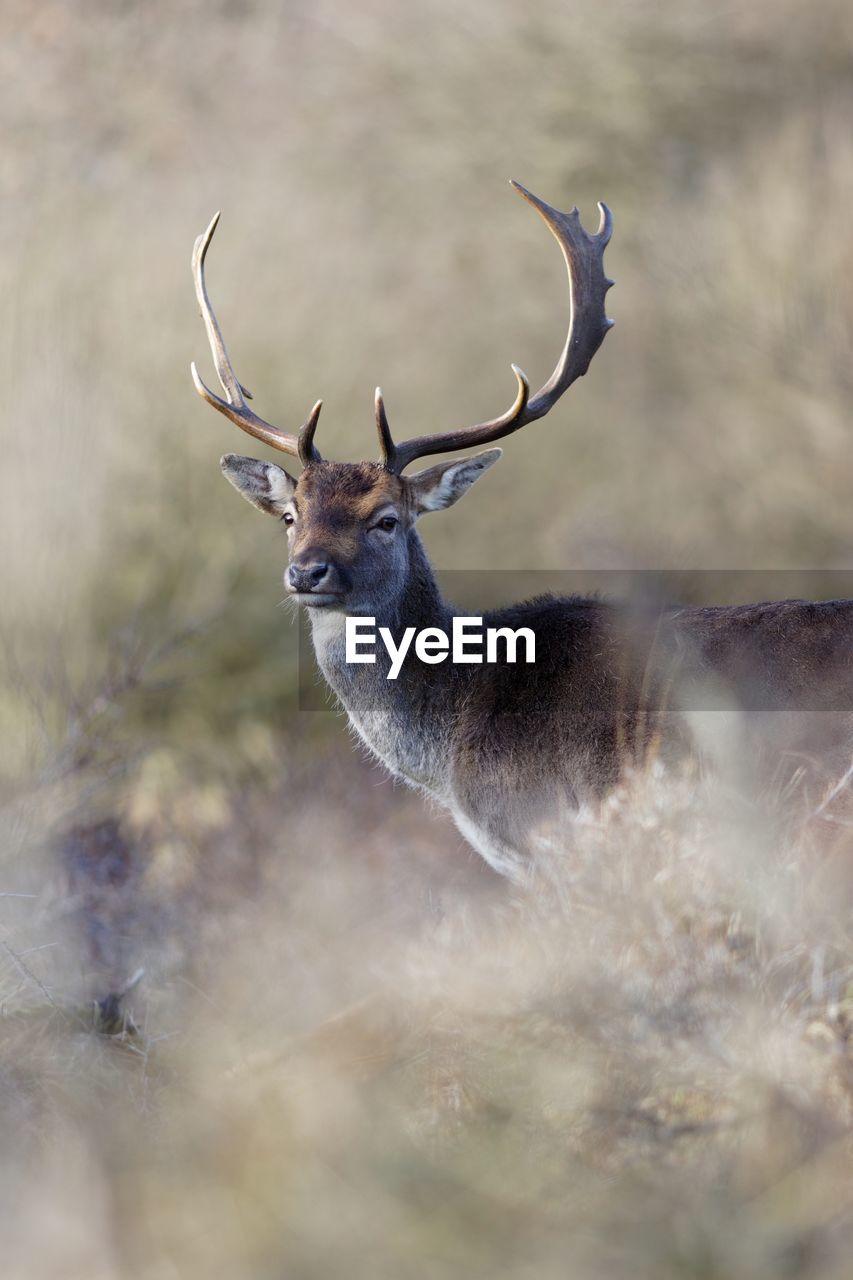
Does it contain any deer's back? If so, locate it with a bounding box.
[448,595,853,861]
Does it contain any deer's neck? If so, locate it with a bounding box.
[307,531,457,793]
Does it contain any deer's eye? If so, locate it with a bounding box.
[375,515,398,533]
[282,512,295,527]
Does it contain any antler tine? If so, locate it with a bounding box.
[190,212,322,463]
[297,400,324,466]
[380,182,614,474]
[375,387,396,468]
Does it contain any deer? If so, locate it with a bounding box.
[191,182,853,880]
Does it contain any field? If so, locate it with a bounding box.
[1,1,853,1276]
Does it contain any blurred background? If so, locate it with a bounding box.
[1,1,853,1276]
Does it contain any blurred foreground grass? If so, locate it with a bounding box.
[1,0,853,1276]
[3,762,853,1278]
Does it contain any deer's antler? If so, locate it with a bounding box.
[376,181,614,474]
[190,212,322,466]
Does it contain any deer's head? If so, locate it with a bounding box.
[191,183,614,615]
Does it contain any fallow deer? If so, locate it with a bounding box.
[191,183,853,879]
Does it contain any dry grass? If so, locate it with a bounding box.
[2,0,853,1275]
[3,755,853,1278]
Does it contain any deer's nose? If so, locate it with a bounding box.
[288,561,331,592]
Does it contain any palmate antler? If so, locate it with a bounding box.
[191,182,614,474]
[375,183,614,473]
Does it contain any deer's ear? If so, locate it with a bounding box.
[220,454,297,516]
[407,448,502,515]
